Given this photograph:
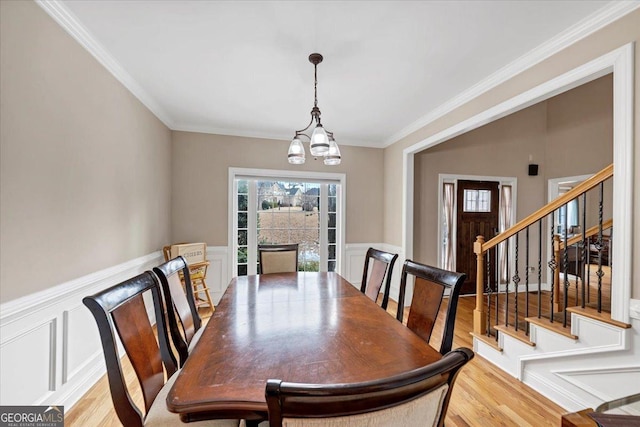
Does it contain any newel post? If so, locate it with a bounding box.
[473,235,486,334]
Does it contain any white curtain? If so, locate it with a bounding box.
[499,185,513,283]
[442,183,455,271]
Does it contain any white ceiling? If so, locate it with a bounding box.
[52,0,623,147]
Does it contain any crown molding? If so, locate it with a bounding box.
[35,0,175,129]
[383,1,640,147]
[35,0,638,148]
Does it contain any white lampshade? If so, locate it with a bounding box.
[323,138,341,165]
[310,125,330,156]
[287,137,305,164]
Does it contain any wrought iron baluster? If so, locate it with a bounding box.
[505,238,510,328]
[581,192,587,308]
[548,211,556,323]
[525,226,530,335]
[495,246,499,339]
[538,220,542,318]
[596,182,605,313]
[513,232,520,331]
[486,246,492,337]
[563,202,569,328]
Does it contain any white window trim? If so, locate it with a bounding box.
[228,167,346,280]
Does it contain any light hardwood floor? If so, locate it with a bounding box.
[66,297,566,426]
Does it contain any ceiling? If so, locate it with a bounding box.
[52,0,621,148]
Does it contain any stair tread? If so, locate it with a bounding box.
[566,306,632,329]
[525,316,578,339]
[495,324,536,346]
[470,332,503,352]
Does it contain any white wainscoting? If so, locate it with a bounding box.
[206,246,229,305]
[0,246,230,411]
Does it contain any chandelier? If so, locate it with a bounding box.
[288,53,341,166]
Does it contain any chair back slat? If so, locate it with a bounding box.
[406,277,445,344]
[360,248,398,309]
[397,260,466,355]
[111,294,165,412]
[364,259,388,301]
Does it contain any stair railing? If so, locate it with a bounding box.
[473,164,613,336]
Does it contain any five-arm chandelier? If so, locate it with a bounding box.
[288,53,341,166]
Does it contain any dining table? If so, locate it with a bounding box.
[166,271,442,423]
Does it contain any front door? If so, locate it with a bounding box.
[456,180,499,294]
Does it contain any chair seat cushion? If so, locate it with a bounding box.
[280,384,448,427]
[188,326,205,352]
[145,371,240,427]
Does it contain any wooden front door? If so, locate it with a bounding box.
[456,180,499,295]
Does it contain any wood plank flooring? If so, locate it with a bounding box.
[66,297,566,426]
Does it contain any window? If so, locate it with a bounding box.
[463,189,491,212]
[231,170,344,277]
[557,198,579,234]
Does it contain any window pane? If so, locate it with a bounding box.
[328,261,336,272]
[238,180,248,194]
[463,189,491,212]
[238,212,247,228]
[237,247,247,263]
[238,230,247,246]
[328,244,336,259]
[328,197,336,212]
[328,213,336,228]
[328,229,336,243]
[299,241,319,272]
[237,264,247,276]
[238,194,248,211]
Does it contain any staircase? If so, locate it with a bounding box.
[470,164,640,412]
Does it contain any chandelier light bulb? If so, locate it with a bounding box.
[287,137,306,164]
[324,138,341,165]
[310,125,330,156]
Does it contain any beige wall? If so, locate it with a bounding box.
[384,10,639,295]
[0,1,172,303]
[414,75,612,270]
[170,131,383,246]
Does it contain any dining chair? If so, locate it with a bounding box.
[397,260,466,355]
[163,243,215,315]
[258,243,299,274]
[154,256,203,367]
[265,347,474,427]
[360,247,398,309]
[83,271,239,427]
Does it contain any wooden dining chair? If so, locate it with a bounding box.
[397,260,466,355]
[265,347,474,427]
[83,272,239,427]
[360,247,398,309]
[163,243,215,315]
[258,243,299,274]
[154,256,203,367]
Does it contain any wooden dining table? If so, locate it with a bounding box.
[166,272,442,423]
